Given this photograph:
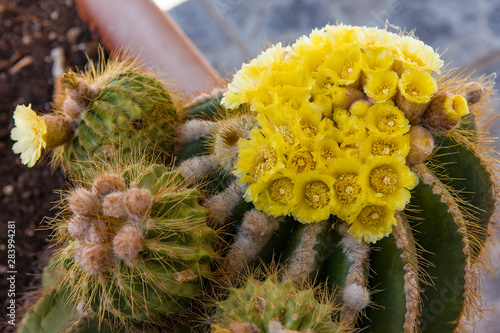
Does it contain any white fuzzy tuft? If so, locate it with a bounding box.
[342,283,370,311]
[178,155,217,183]
[177,119,217,146]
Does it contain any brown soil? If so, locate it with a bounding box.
[0,0,100,323]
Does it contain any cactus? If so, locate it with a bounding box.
[11,54,178,176]
[210,270,343,333]
[176,25,498,332]
[19,158,218,332]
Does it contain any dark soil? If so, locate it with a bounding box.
[0,0,100,324]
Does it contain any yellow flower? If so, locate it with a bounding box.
[360,45,394,73]
[321,44,361,86]
[349,100,370,118]
[310,93,333,117]
[314,139,344,171]
[222,43,287,109]
[395,36,444,73]
[257,113,296,149]
[291,31,329,76]
[364,70,399,103]
[357,27,400,48]
[362,155,418,210]
[234,127,285,182]
[11,104,47,167]
[329,157,367,220]
[331,114,368,148]
[347,204,397,243]
[330,86,353,109]
[360,133,411,159]
[292,102,329,144]
[246,169,298,217]
[398,68,438,104]
[293,170,335,223]
[324,24,360,46]
[365,101,410,136]
[286,147,317,174]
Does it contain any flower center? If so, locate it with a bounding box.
[290,151,315,173]
[274,125,294,145]
[270,177,294,204]
[321,147,335,161]
[334,173,361,203]
[372,140,396,156]
[358,205,386,227]
[370,166,398,193]
[251,144,276,181]
[340,63,356,78]
[378,115,401,134]
[406,84,421,97]
[300,121,318,138]
[305,181,330,209]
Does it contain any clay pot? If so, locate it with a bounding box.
[74,0,220,93]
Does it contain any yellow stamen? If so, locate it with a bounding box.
[370,166,398,193]
[252,144,277,181]
[270,178,294,204]
[334,173,361,203]
[305,181,330,208]
[372,140,396,156]
[358,205,386,227]
[301,121,318,138]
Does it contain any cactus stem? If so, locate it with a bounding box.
[411,162,484,328]
[393,213,422,332]
[337,223,370,329]
[217,209,282,282]
[182,87,227,110]
[203,180,248,226]
[176,118,217,148]
[178,154,217,184]
[284,220,328,285]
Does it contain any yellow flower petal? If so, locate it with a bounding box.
[329,156,367,220]
[360,45,395,73]
[364,70,399,103]
[246,169,298,217]
[365,101,411,137]
[362,155,418,210]
[395,35,444,73]
[321,44,361,86]
[398,68,438,104]
[11,104,47,167]
[293,170,335,223]
[347,204,397,243]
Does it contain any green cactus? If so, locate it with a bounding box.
[175,25,498,332]
[210,272,343,333]
[11,55,178,175]
[19,160,218,332]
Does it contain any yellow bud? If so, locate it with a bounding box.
[406,125,435,165]
[423,93,470,133]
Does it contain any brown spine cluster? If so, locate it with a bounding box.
[65,173,153,274]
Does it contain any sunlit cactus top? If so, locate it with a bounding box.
[221,24,467,243]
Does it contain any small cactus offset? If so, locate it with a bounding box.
[210,270,343,333]
[176,25,498,332]
[11,54,178,176]
[19,158,218,332]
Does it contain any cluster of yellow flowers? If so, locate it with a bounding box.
[222,25,444,243]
